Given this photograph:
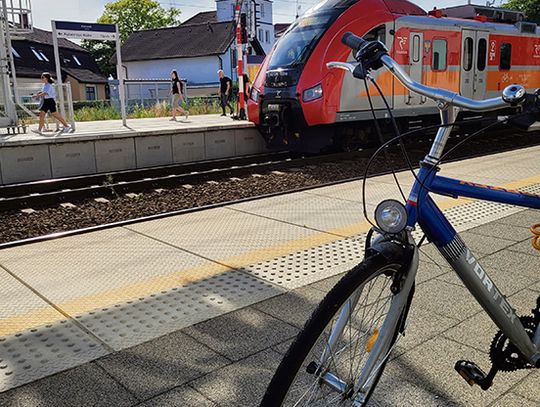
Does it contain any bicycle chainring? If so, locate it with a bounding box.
[489,304,539,372]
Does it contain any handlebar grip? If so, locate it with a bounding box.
[342,32,367,53]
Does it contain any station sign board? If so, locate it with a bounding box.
[54,21,117,41]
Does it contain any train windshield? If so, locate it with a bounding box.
[268,12,340,69]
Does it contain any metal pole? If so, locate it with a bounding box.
[1,0,17,126]
[51,20,66,119]
[115,24,127,126]
[235,1,246,120]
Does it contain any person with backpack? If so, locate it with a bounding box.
[170,70,189,121]
[31,72,73,135]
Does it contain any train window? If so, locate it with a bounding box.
[477,38,487,71]
[363,25,386,45]
[499,43,512,70]
[432,39,447,71]
[463,37,473,72]
[412,35,421,63]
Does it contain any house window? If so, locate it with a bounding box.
[73,55,82,66]
[499,43,511,70]
[11,47,21,58]
[477,38,487,71]
[432,39,447,71]
[85,85,96,100]
[265,30,270,43]
[39,50,49,62]
[30,47,44,61]
[261,3,265,18]
[258,29,263,41]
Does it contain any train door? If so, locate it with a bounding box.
[407,32,423,105]
[460,30,489,99]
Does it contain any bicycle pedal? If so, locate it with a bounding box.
[454,360,493,390]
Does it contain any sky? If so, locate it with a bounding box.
[31,0,507,29]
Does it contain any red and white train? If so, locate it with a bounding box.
[247,0,540,151]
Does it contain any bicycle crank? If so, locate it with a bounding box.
[455,297,540,391]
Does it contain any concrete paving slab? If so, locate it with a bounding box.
[480,250,540,282]
[442,289,540,355]
[137,385,218,407]
[0,363,137,407]
[507,240,540,256]
[229,192,373,236]
[511,370,540,403]
[413,279,483,321]
[393,301,458,357]
[252,286,326,329]
[490,392,538,407]
[387,336,530,406]
[465,222,532,242]
[497,210,540,228]
[190,348,281,407]
[182,307,298,362]
[459,231,517,256]
[435,261,538,297]
[0,115,254,147]
[96,331,229,401]
[371,372,461,407]
[125,207,321,262]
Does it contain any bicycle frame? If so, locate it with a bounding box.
[405,164,540,365]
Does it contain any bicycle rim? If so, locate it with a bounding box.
[268,259,407,406]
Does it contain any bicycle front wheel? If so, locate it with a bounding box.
[261,253,414,406]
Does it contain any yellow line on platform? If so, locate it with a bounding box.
[1,174,539,338]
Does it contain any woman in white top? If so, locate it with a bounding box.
[32,72,72,135]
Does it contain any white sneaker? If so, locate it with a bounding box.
[31,129,43,135]
[169,117,177,121]
[61,126,74,134]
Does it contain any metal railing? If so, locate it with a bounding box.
[13,83,75,130]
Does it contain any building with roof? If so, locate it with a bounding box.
[11,27,107,101]
[120,0,275,92]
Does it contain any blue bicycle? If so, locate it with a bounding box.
[261,33,540,406]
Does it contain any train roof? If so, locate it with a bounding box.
[397,14,540,36]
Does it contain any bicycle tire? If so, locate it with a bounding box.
[261,252,414,407]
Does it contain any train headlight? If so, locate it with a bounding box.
[251,87,260,103]
[375,200,408,234]
[303,84,323,102]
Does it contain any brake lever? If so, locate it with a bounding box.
[326,61,359,73]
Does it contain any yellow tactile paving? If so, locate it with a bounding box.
[0,151,538,338]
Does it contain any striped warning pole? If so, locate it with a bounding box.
[235,1,246,120]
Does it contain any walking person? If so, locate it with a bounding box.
[170,70,189,121]
[218,69,234,116]
[32,72,72,135]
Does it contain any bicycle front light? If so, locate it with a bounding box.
[375,200,408,234]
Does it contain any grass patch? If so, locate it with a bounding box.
[73,97,222,121]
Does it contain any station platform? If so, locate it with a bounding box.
[0,115,263,185]
[0,145,539,406]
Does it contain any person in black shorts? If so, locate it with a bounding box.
[169,70,189,121]
[32,72,72,135]
[218,69,234,116]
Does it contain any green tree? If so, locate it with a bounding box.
[502,0,540,24]
[82,0,180,77]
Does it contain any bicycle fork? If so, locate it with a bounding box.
[312,246,419,402]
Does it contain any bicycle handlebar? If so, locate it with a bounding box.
[336,32,527,113]
[341,32,368,54]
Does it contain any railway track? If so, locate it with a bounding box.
[0,127,538,247]
[1,128,538,213]
[0,151,302,212]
